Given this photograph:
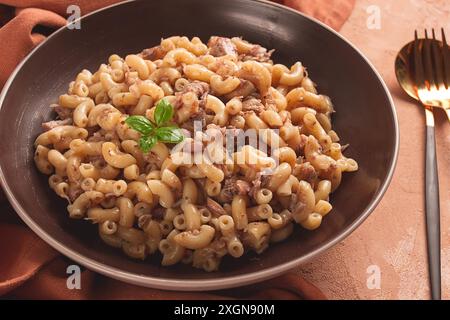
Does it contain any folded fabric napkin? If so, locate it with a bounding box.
[0,0,354,300]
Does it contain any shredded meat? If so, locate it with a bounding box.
[190,178,207,202]
[143,151,162,165]
[224,80,256,100]
[172,94,184,110]
[293,162,317,185]
[298,134,308,151]
[248,174,263,198]
[222,178,251,201]
[220,187,234,203]
[192,246,221,271]
[173,81,208,125]
[318,163,340,191]
[182,81,210,98]
[206,198,227,216]
[289,194,306,218]
[260,175,271,189]
[181,108,207,132]
[86,155,104,165]
[173,94,200,124]
[241,46,274,63]
[68,185,83,202]
[52,104,73,120]
[242,98,265,114]
[41,118,72,131]
[87,130,107,142]
[151,207,166,220]
[211,59,238,77]
[199,92,209,109]
[140,45,166,60]
[87,126,102,138]
[235,179,251,194]
[263,89,280,111]
[208,36,238,57]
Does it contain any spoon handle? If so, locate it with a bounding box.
[424,106,441,300]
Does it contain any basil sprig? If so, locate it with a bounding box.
[125,100,184,153]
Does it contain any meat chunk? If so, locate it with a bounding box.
[223,80,256,100]
[288,193,306,216]
[241,46,274,63]
[140,45,166,61]
[68,185,83,202]
[41,118,72,131]
[151,207,166,220]
[208,36,238,57]
[87,130,108,143]
[52,104,73,120]
[242,98,265,114]
[260,174,271,189]
[210,58,239,77]
[248,174,263,198]
[293,162,318,185]
[222,178,251,201]
[206,198,227,216]
[182,81,210,98]
[181,108,207,132]
[298,134,308,151]
[234,179,251,194]
[263,88,283,111]
[192,246,222,271]
[86,155,104,164]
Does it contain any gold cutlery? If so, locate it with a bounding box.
[395,28,449,300]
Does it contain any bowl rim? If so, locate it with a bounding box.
[0,0,399,291]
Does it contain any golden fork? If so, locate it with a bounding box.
[415,29,450,121]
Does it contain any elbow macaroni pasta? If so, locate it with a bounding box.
[34,36,358,271]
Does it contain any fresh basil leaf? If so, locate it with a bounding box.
[125,116,154,135]
[156,127,185,144]
[154,99,174,126]
[139,135,157,153]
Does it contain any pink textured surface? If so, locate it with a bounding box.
[297,0,450,299]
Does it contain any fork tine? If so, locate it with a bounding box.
[413,30,426,91]
[441,28,450,89]
[422,29,435,90]
[430,28,445,89]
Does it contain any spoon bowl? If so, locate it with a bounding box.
[395,38,450,115]
[395,41,418,100]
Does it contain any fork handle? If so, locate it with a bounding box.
[425,107,441,300]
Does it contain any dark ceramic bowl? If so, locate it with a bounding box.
[0,0,398,290]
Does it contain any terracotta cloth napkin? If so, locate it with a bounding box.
[0,0,354,300]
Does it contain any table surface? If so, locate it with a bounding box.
[297,0,450,299]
